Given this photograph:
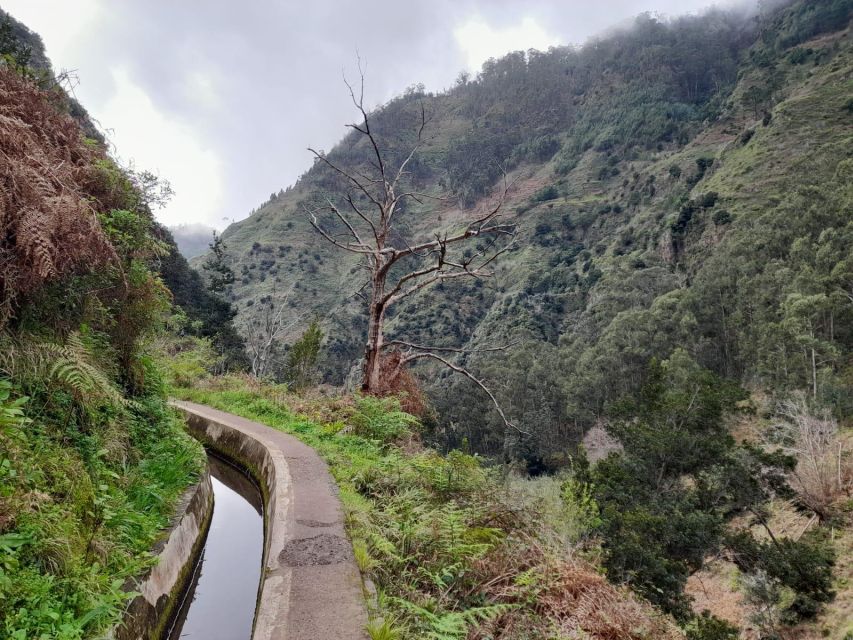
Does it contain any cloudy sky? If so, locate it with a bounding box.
[4,1,735,229]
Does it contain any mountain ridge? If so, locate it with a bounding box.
[206,0,853,460]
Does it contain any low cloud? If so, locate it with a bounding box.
[1,0,742,228]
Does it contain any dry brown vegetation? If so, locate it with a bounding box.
[472,540,683,639]
[771,395,852,520]
[0,67,118,324]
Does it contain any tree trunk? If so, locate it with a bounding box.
[811,347,818,400]
[362,276,386,393]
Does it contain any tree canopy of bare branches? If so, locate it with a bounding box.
[307,64,519,431]
[245,288,304,379]
[772,394,851,520]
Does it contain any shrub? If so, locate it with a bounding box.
[788,47,811,64]
[534,222,553,236]
[286,320,323,390]
[713,209,732,225]
[161,336,217,388]
[349,395,418,442]
[739,129,755,145]
[685,611,740,640]
[554,152,579,176]
[698,192,719,208]
[533,185,559,202]
[727,529,835,622]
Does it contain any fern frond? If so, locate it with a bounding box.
[390,598,515,640]
[0,331,127,407]
[1,67,120,323]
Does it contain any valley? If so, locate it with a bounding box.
[0,1,851,639]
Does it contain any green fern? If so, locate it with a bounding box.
[392,598,515,640]
[0,379,30,430]
[0,332,127,408]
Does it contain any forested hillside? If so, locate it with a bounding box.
[196,5,853,633]
[211,0,852,461]
[0,12,245,637]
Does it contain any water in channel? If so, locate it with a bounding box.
[167,454,264,640]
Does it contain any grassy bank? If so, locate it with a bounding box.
[0,383,204,640]
[175,376,681,640]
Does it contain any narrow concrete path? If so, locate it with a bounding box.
[171,400,368,640]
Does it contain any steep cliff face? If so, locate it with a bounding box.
[210,0,853,458]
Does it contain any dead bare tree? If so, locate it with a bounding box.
[772,394,850,520]
[245,289,303,379]
[307,64,521,432]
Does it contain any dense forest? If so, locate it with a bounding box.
[0,1,851,639]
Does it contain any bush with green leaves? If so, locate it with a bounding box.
[582,352,746,617]
[727,529,835,622]
[684,611,740,640]
[349,395,420,442]
[286,320,323,389]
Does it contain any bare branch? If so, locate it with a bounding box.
[382,233,513,308]
[396,190,448,204]
[345,193,379,243]
[307,210,373,255]
[390,101,427,192]
[325,197,366,246]
[348,279,371,303]
[381,241,446,304]
[395,180,516,259]
[308,147,382,208]
[401,351,526,435]
[386,269,480,307]
[384,339,517,354]
[393,222,514,262]
[342,62,386,185]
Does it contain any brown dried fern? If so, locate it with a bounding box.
[0,67,119,324]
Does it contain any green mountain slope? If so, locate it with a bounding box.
[210,0,853,461]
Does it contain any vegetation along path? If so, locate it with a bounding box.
[171,400,368,640]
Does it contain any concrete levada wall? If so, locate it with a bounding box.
[176,406,294,640]
[172,400,368,640]
[112,466,214,640]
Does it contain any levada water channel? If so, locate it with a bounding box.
[167,454,263,640]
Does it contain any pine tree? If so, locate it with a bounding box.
[202,231,234,294]
[286,320,323,389]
